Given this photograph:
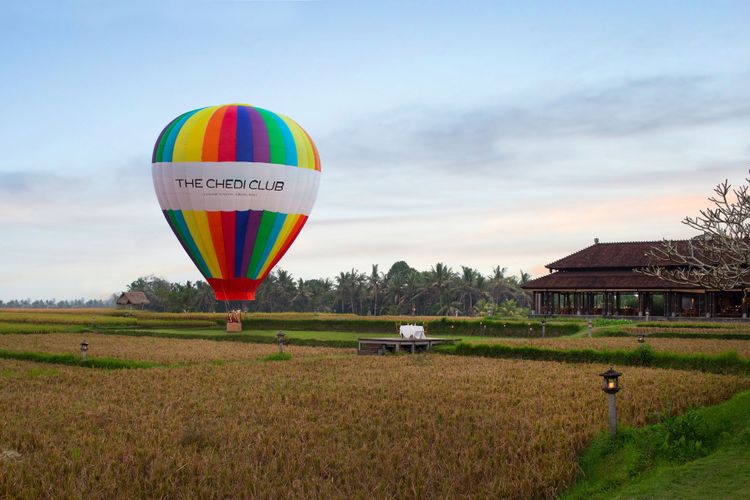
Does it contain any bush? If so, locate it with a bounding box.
[650,410,711,463]
[261,352,292,362]
[634,344,654,365]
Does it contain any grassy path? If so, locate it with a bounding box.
[563,389,750,499]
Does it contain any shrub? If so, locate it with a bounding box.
[653,410,711,463]
[261,352,292,362]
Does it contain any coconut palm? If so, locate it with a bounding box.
[427,263,456,315]
[368,264,383,315]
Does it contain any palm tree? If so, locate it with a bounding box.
[275,269,296,310]
[383,270,408,314]
[335,271,353,313]
[459,266,479,315]
[193,280,217,312]
[428,263,455,315]
[305,278,334,312]
[368,264,382,316]
[492,266,508,280]
[518,270,531,285]
[335,269,363,313]
[291,278,311,311]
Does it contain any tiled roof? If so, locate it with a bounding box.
[521,270,683,290]
[547,241,688,270]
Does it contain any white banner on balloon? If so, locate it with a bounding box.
[152,162,321,214]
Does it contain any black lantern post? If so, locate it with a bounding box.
[541,319,546,338]
[637,333,646,344]
[80,340,89,361]
[276,331,286,354]
[587,319,593,338]
[600,367,622,437]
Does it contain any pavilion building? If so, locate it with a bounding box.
[521,239,745,318]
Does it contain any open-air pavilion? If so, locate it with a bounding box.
[522,240,746,318]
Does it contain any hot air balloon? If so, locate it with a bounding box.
[152,104,321,301]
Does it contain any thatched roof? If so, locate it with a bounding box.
[116,291,150,305]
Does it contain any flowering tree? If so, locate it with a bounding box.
[639,173,750,291]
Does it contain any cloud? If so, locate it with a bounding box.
[0,170,77,195]
[0,167,160,231]
[322,74,750,180]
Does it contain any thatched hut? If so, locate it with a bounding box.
[116,291,150,309]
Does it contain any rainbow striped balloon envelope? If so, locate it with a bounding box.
[152,104,321,300]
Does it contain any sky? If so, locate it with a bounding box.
[1,0,750,300]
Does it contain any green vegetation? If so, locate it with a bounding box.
[111,263,532,315]
[0,349,159,369]
[243,316,580,337]
[436,342,750,374]
[564,390,750,499]
[0,323,87,334]
[0,309,582,337]
[593,318,633,327]
[262,352,292,362]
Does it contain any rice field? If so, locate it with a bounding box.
[624,326,750,336]
[0,353,746,499]
[0,333,349,363]
[2,311,750,497]
[463,336,750,358]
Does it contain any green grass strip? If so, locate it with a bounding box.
[435,342,750,374]
[0,349,160,369]
[0,323,88,334]
[562,389,750,499]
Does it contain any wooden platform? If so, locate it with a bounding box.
[357,337,454,355]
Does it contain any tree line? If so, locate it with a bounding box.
[125,262,533,316]
[0,297,115,309]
